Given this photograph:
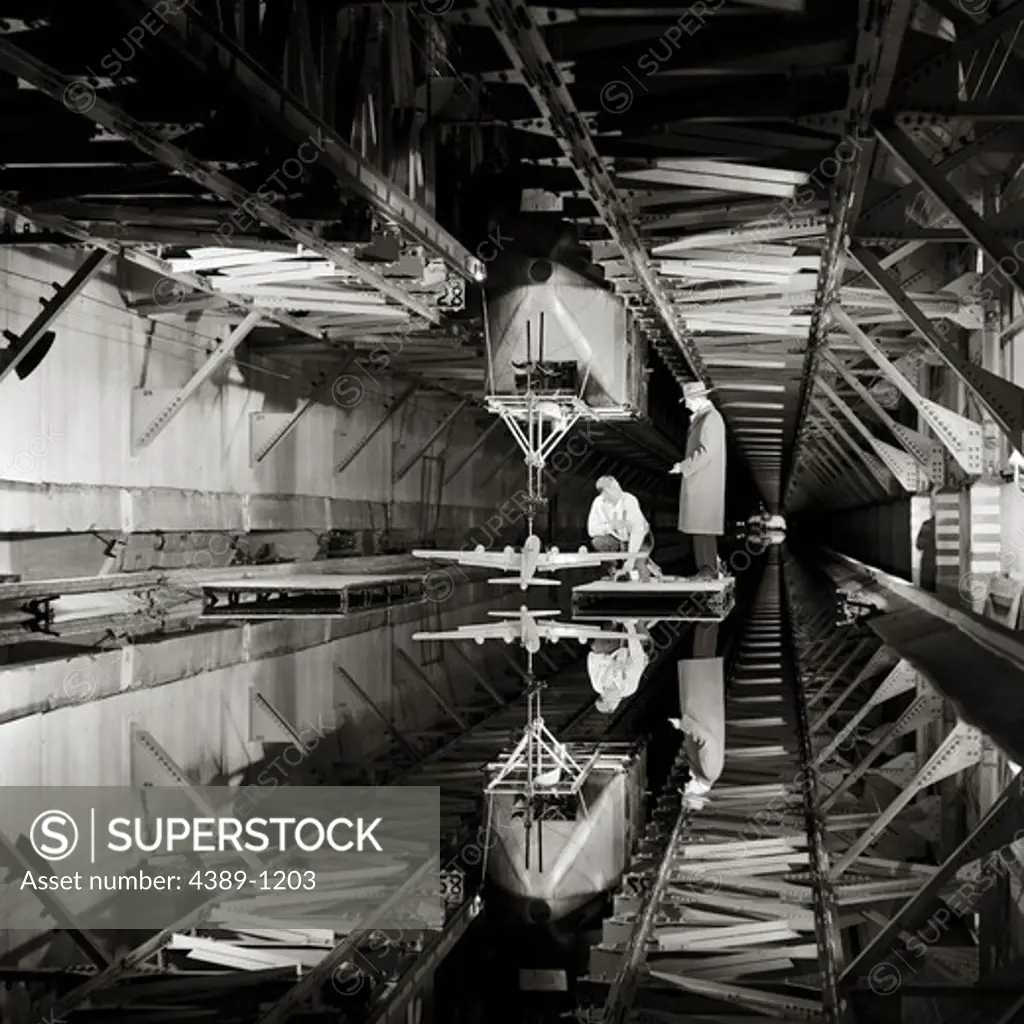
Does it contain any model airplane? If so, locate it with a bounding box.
[412,534,643,590]
[413,605,626,655]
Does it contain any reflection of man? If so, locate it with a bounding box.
[669,656,725,810]
[588,622,649,714]
[587,475,660,581]
[670,382,727,579]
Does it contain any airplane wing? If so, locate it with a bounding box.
[535,552,646,570]
[537,622,629,643]
[413,622,517,643]
[411,549,517,570]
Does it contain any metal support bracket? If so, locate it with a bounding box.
[823,349,944,483]
[811,646,898,735]
[394,397,471,483]
[815,376,925,491]
[335,384,417,474]
[0,249,108,386]
[833,304,983,474]
[819,688,945,812]
[814,659,919,768]
[811,398,893,492]
[843,771,1024,984]
[132,310,262,452]
[248,688,305,746]
[830,721,983,878]
[250,403,313,466]
[851,244,1024,453]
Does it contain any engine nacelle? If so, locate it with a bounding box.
[474,544,485,553]
[504,545,515,556]
[550,546,559,556]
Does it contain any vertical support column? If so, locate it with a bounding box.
[910,494,930,586]
[965,481,1002,611]
[933,490,962,598]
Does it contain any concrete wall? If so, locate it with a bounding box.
[0,248,591,575]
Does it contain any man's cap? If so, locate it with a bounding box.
[680,381,713,402]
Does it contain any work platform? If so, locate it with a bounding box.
[571,576,735,621]
[200,572,427,619]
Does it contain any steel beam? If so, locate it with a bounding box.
[255,855,440,1024]
[785,0,917,507]
[335,384,417,474]
[873,116,1024,299]
[133,310,263,450]
[0,38,438,323]
[850,244,1024,453]
[443,418,502,485]
[841,771,1024,985]
[480,0,713,391]
[0,249,108,386]
[815,376,921,492]
[394,397,471,483]
[830,721,982,877]
[821,349,943,480]
[394,646,468,730]
[137,0,483,283]
[832,304,983,475]
[811,400,892,494]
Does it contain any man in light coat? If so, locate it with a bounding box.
[669,655,725,810]
[670,381,727,579]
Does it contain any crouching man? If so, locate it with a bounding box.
[587,475,661,581]
[588,622,650,715]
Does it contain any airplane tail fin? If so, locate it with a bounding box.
[486,576,560,586]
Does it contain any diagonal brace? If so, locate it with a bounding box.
[394,397,471,483]
[135,310,262,449]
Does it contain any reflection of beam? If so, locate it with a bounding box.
[841,774,1024,985]
[256,856,440,1024]
[0,37,436,322]
[394,646,468,729]
[334,665,421,762]
[0,832,112,969]
[0,249,108,386]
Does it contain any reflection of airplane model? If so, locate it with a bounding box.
[412,534,641,590]
[413,605,624,655]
